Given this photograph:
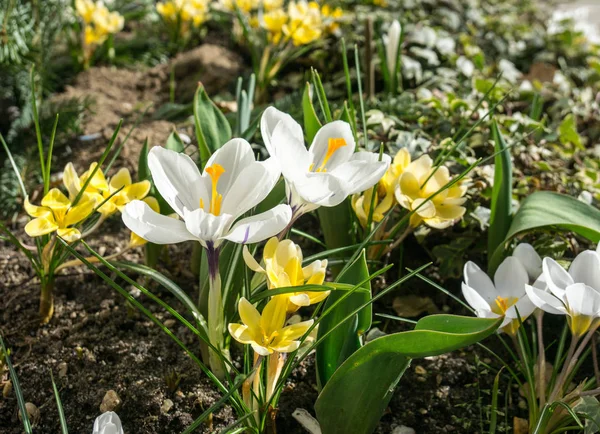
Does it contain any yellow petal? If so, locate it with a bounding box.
[143,196,161,213]
[81,163,109,192]
[412,198,436,219]
[65,196,95,226]
[284,256,303,286]
[243,245,265,273]
[271,319,314,351]
[263,237,279,262]
[238,297,262,333]
[305,270,326,286]
[260,296,288,337]
[129,232,147,248]
[398,172,420,199]
[63,163,81,200]
[408,155,433,180]
[393,148,411,169]
[409,213,423,228]
[351,193,368,228]
[109,168,132,190]
[307,289,330,304]
[25,217,58,237]
[435,204,466,220]
[228,323,256,345]
[24,197,51,218]
[41,188,70,210]
[57,227,82,242]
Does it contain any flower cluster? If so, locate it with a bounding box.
[75,0,124,49]
[156,0,210,37]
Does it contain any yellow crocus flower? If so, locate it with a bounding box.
[243,237,329,312]
[352,148,411,227]
[64,162,151,218]
[228,296,314,355]
[75,0,96,24]
[263,0,283,12]
[321,4,343,33]
[262,9,288,43]
[24,189,96,242]
[394,153,469,229]
[282,1,323,46]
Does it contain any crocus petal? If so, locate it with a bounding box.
[494,256,529,299]
[543,257,573,299]
[330,154,390,195]
[261,106,305,158]
[148,147,205,218]
[309,121,355,171]
[270,340,301,353]
[463,261,497,304]
[120,180,151,204]
[183,207,234,246]
[122,200,197,244]
[220,158,281,217]
[397,171,420,200]
[290,174,346,207]
[42,188,71,209]
[64,196,95,226]
[228,323,256,345]
[385,20,401,75]
[275,319,314,342]
[289,293,311,307]
[204,138,255,198]
[505,295,536,320]
[109,168,132,190]
[564,283,600,317]
[513,243,542,282]
[251,343,272,356]
[238,298,262,331]
[243,245,265,273]
[412,198,436,218]
[57,227,82,242]
[260,296,288,337]
[462,282,493,314]
[568,250,600,291]
[525,285,566,315]
[271,121,311,180]
[24,197,50,218]
[223,204,292,244]
[25,217,58,237]
[407,155,433,181]
[63,163,81,199]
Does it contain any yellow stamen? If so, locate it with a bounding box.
[491,296,518,316]
[315,137,347,172]
[205,164,225,215]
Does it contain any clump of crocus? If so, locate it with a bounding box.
[75,0,124,66]
[243,237,329,312]
[156,0,210,43]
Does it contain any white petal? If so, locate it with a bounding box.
[463,261,497,304]
[183,207,234,246]
[261,107,305,158]
[513,243,542,282]
[271,120,311,180]
[525,285,566,315]
[291,173,347,207]
[385,20,402,75]
[204,138,255,198]
[330,155,391,195]
[568,250,600,291]
[565,283,600,317]
[543,257,573,299]
[309,121,355,171]
[223,204,292,244]
[148,147,205,218]
[462,282,492,313]
[93,411,124,434]
[506,295,536,320]
[494,256,529,299]
[221,158,281,217]
[122,200,196,244]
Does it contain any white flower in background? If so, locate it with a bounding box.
[122,141,292,249]
[383,20,402,77]
[526,248,600,337]
[462,256,535,335]
[93,411,124,434]
[410,47,440,66]
[498,59,522,84]
[513,243,543,283]
[435,36,456,56]
[456,56,474,77]
[260,107,390,218]
[411,25,436,47]
[402,56,423,82]
[548,7,600,44]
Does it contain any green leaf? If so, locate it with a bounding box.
[302,82,322,144]
[558,114,583,149]
[165,130,185,153]
[51,372,69,434]
[0,334,32,434]
[317,199,355,275]
[488,191,600,273]
[488,120,513,265]
[315,315,501,434]
[316,250,371,388]
[194,85,232,168]
[574,396,600,434]
[137,138,150,182]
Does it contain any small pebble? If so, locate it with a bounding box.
[161,399,174,414]
[19,402,40,425]
[57,362,68,378]
[392,426,416,434]
[414,365,427,375]
[100,390,122,413]
[3,380,12,397]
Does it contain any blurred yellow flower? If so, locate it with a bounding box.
[64,162,151,218]
[282,1,323,46]
[75,0,96,24]
[243,237,329,312]
[157,0,209,29]
[352,148,411,227]
[24,189,96,242]
[228,296,314,355]
[76,0,124,50]
[394,154,469,229]
[321,4,343,33]
[263,0,284,11]
[262,9,288,43]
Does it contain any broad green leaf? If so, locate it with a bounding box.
[137,138,150,181]
[165,130,185,153]
[316,250,371,388]
[194,85,232,168]
[558,114,583,149]
[302,82,322,144]
[315,315,501,434]
[317,199,355,275]
[574,396,600,434]
[488,191,600,273]
[488,121,513,264]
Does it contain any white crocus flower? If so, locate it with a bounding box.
[384,20,402,78]
[93,412,123,434]
[513,243,543,283]
[122,140,292,250]
[526,249,600,337]
[260,107,390,220]
[462,257,535,335]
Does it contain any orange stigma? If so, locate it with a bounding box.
[204,164,225,215]
[314,137,347,172]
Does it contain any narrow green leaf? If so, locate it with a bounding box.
[488,191,600,273]
[487,120,513,265]
[302,82,322,143]
[316,250,371,387]
[315,315,502,434]
[50,372,69,434]
[137,138,150,181]
[0,334,32,434]
[165,130,185,153]
[558,114,583,149]
[194,85,232,168]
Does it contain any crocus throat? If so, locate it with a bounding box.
[491,296,518,316]
[203,164,225,216]
[311,137,347,172]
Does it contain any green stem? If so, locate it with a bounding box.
[207,245,227,379]
[39,276,55,324]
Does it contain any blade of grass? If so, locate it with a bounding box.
[0,334,32,434]
[50,371,69,434]
[354,44,368,150]
[45,114,59,190]
[0,133,27,198]
[30,67,47,193]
